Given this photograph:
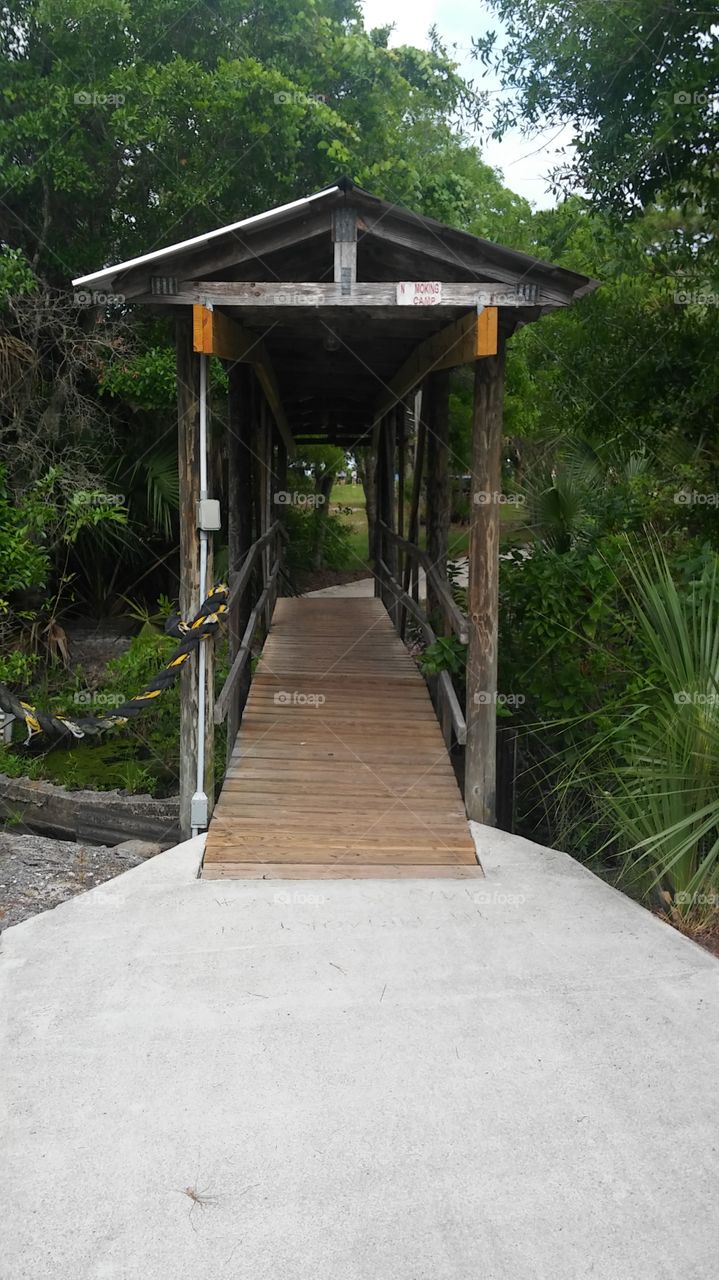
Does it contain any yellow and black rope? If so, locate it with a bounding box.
[0,584,228,743]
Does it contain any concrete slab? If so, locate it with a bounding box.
[2,826,718,1279]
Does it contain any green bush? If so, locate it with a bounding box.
[284,505,353,575]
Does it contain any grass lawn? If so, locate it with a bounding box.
[330,482,371,567]
[329,481,530,571]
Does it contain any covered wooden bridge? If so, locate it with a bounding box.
[73,179,595,876]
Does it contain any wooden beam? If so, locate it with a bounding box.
[358,213,573,305]
[430,307,498,366]
[373,311,482,423]
[464,344,506,825]
[115,209,334,299]
[185,282,542,308]
[192,305,295,457]
[332,206,357,293]
[424,371,451,631]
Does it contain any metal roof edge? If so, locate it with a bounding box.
[71,185,341,286]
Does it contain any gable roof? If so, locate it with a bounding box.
[73,178,597,306]
[72,179,599,445]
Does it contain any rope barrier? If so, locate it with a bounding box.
[0,584,228,744]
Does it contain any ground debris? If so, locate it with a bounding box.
[0,831,160,929]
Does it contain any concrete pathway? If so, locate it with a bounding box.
[2,826,718,1279]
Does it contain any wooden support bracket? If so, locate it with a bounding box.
[192,304,295,456]
[373,308,498,423]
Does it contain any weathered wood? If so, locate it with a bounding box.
[409,389,425,608]
[225,521,285,613]
[332,206,358,292]
[388,408,400,621]
[372,418,384,599]
[397,407,406,542]
[371,417,388,611]
[424,370,451,628]
[214,557,281,725]
[378,559,467,747]
[203,862,483,879]
[0,773,180,848]
[192,304,294,454]
[380,523,468,644]
[259,403,273,629]
[176,317,201,839]
[226,362,255,762]
[203,597,476,873]
[114,207,334,298]
[183,282,542,307]
[373,311,483,424]
[465,345,506,825]
[358,212,573,303]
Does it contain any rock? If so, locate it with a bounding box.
[0,831,155,930]
[111,839,162,861]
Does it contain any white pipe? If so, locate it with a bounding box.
[192,353,209,836]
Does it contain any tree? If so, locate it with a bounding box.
[0,0,491,282]
[476,0,719,247]
[292,444,346,569]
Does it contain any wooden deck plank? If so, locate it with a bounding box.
[203,863,485,879]
[202,597,478,878]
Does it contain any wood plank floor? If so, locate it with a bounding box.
[202,597,480,878]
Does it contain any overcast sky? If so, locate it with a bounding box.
[360,0,574,208]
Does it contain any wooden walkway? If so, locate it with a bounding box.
[202,597,479,878]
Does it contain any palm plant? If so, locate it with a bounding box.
[574,541,719,910]
[522,437,649,553]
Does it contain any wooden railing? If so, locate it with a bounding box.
[214,520,287,739]
[378,523,468,644]
[376,519,467,747]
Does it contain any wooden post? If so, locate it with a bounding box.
[399,390,425,636]
[276,431,288,591]
[397,407,407,541]
[465,344,506,825]
[332,206,357,292]
[259,401,273,628]
[373,420,385,600]
[410,388,424,605]
[424,370,451,628]
[226,362,255,765]
[397,407,406,621]
[379,412,398,622]
[176,316,214,837]
[276,434,288,497]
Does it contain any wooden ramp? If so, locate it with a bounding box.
[202,597,480,878]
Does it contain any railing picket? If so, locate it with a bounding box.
[378,522,468,645]
[378,557,467,747]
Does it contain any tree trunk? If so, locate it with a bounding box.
[312,468,335,569]
[357,445,377,565]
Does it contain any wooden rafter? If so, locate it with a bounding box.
[192,305,294,456]
[372,309,498,423]
[182,282,541,308]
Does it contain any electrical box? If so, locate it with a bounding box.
[191,790,208,829]
[196,498,221,531]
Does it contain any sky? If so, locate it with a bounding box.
[360,0,575,208]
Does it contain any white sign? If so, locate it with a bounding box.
[396,281,443,306]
